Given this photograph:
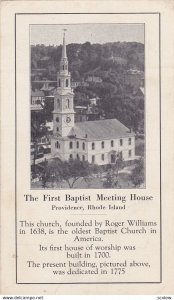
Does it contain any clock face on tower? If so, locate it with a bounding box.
[64,115,71,124]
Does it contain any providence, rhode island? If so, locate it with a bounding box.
[31,24,145,189]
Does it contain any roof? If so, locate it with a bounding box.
[46,95,55,99]
[41,86,55,91]
[139,87,144,95]
[70,119,134,141]
[42,145,51,149]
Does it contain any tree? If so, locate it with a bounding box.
[31,40,144,138]
[41,159,49,188]
[46,158,93,188]
[103,152,124,188]
[103,170,119,188]
[130,158,144,187]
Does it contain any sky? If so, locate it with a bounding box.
[30,24,144,46]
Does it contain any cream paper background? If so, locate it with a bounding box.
[1,0,174,295]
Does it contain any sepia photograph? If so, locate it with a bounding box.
[30,24,145,189]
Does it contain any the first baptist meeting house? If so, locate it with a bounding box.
[51,32,135,165]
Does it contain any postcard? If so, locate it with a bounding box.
[1,0,174,295]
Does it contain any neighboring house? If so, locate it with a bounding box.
[31,89,45,111]
[51,33,135,165]
[74,105,102,123]
[45,121,53,133]
[109,55,127,65]
[71,81,81,88]
[74,106,88,123]
[40,81,56,96]
[86,75,102,83]
[31,89,45,106]
[37,135,51,154]
[89,97,97,106]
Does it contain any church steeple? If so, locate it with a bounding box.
[53,30,75,138]
[61,31,67,60]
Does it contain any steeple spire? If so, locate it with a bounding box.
[61,29,67,60]
[59,29,68,75]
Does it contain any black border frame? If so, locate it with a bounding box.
[15,12,161,285]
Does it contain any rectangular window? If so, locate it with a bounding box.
[101,154,104,161]
[129,150,132,157]
[120,151,123,159]
[92,155,95,163]
[129,137,132,145]
[120,139,123,146]
[111,154,115,163]
[92,142,95,150]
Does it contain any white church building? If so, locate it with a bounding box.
[51,33,135,165]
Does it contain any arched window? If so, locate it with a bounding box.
[82,155,85,161]
[69,154,73,159]
[66,79,69,87]
[101,141,104,149]
[57,99,60,107]
[57,127,59,132]
[111,140,114,147]
[82,142,85,150]
[76,154,79,160]
[92,155,95,163]
[55,141,60,149]
[66,99,70,108]
[120,139,123,146]
[76,141,79,149]
[69,141,73,149]
[129,137,131,145]
[62,65,64,70]
[56,117,59,122]
[101,154,105,161]
[92,142,95,150]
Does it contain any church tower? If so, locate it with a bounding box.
[53,31,75,138]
